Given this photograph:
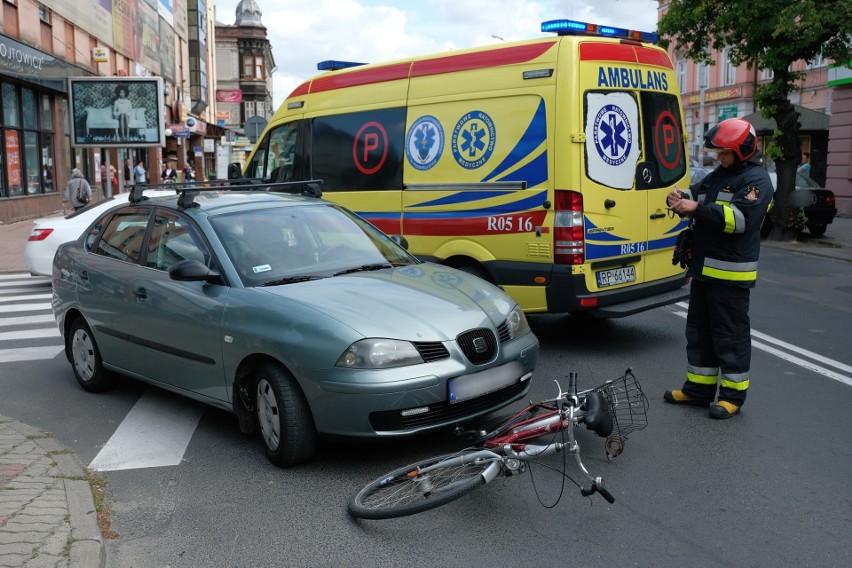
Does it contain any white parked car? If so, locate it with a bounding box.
[25,190,176,276]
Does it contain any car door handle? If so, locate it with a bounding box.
[133,287,148,300]
[650,212,666,219]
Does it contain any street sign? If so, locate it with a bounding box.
[244,116,267,143]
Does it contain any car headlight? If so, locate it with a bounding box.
[505,305,530,340]
[335,339,425,369]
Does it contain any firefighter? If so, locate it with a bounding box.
[664,118,773,419]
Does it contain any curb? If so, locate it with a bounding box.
[0,416,105,568]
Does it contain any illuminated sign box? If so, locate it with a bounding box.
[68,77,165,148]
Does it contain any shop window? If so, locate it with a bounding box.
[24,132,39,195]
[0,84,56,198]
[40,94,52,131]
[3,84,20,127]
[4,130,23,197]
[22,89,37,130]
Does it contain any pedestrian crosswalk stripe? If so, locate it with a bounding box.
[0,327,59,341]
[0,293,52,303]
[0,345,63,363]
[1,276,61,363]
[0,314,55,327]
[0,303,51,314]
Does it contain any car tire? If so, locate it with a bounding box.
[807,223,827,237]
[68,318,114,393]
[255,362,318,467]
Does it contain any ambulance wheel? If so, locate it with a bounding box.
[457,265,492,284]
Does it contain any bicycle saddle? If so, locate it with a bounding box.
[583,392,614,437]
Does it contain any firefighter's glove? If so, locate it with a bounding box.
[672,228,694,268]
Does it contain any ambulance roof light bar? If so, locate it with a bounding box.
[317,60,367,71]
[540,19,659,44]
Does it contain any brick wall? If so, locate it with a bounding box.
[827,85,852,217]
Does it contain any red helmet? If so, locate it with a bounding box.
[704,118,757,161]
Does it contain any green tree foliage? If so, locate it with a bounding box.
[657,0,852,240]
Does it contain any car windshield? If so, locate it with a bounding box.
[210,203,418,287]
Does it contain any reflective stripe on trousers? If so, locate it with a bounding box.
[681,279,751,406]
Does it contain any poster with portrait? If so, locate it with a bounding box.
[67,77,165,148]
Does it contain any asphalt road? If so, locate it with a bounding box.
[1,244,850,567]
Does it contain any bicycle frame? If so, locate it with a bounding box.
[415,396,608,499]
[348,369,645,519]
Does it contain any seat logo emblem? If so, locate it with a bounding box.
[473,337,488,353]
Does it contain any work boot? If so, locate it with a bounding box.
[709,400,740,419]
[663,389,712,407]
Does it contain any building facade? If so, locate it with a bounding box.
[658,2,851,216]
[214,0,275,168]
[0,0,225,224]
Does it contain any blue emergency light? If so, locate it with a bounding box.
[541,19,659,44]
[317,60,367,71]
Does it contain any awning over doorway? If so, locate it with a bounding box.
[742,104,830,131]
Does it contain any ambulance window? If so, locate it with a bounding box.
[638,92,686,188]
[244,137,268,179]
[244,122,300,182]
[584,91,643,190]
[267,124,299,182]
[311,108,405,192]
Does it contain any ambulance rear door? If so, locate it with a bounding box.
[576,40,687,295]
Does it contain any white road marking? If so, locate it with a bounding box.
[672,302,852,386]
[0,327,59,341]
[0,345,63,363]
[0,274,42,281]
[0,302,51,314]
[88,389,204,471]
[0,293,52,303]
[0,314,55,327]
[0,286,51,294]
[0,277,61,363]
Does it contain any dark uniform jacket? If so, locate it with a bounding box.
[684,154,773,287]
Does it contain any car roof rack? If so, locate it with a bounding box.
[127,179,324,208]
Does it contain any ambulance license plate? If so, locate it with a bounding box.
[596,266,636,288]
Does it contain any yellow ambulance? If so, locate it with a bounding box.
[238,19,691,316]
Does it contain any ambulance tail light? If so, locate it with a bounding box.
[553,190,585,265]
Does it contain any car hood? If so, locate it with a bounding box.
[256,264,515,340]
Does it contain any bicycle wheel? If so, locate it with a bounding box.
[348,450,492,520]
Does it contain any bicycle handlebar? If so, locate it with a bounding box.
[580,483,615,504]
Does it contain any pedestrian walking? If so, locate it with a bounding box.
[134,160,147,184]
[63,168,92,212]
[797,152,811,177]
[664,118,773,419]
[161,161,177,183]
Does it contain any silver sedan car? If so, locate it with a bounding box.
[52,186,539,466]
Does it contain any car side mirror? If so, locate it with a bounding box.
[390,235,409,250]
[227,163,243,180]
[168,259,224,285]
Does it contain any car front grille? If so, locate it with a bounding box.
[368,380,529,431]
[413,341,450,362]
[496,320,512,343]
[457,328,497,364]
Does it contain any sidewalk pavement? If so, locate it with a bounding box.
[0,213,850,567]
[0,416,104,568]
